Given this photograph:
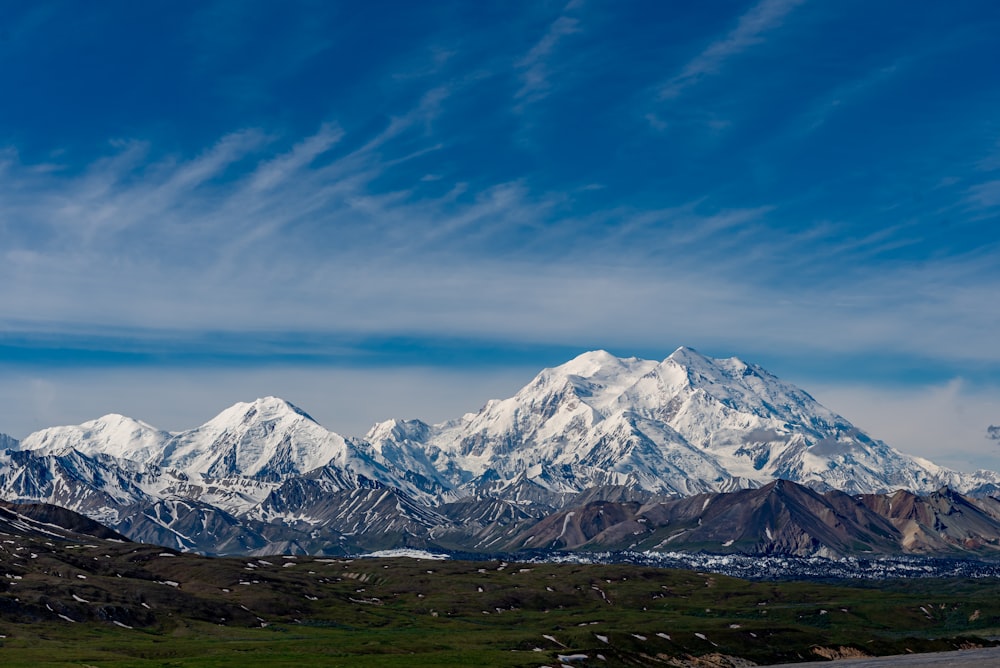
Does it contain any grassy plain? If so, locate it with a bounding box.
[1,541,999,666]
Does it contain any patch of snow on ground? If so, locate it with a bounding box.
[558,511,576,540]
[359,549,449,560]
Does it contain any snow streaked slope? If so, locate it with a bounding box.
[620,347,951,493]
[368,347,994,496]
[156,397,350,480]
[13,349,999,503]
[0,448,156,524]
[4,345,1000,556]
[21,397,367,483]
[12,397,435,514]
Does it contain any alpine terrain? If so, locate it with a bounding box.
[3,346,1000,558]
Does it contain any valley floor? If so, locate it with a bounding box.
[2,537,1000,667]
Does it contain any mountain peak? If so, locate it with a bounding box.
[550,350,655,382]
[251,396,313,417]
[18,412,170,461]
[560,349,625,371]
[665,345,716,366]
[520,351,660,416]
[154,396,351,481]
[84,413,164,434]
[210,397,319,428]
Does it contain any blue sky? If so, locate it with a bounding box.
[1,1,999,470]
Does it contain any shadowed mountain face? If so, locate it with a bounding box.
[503,479,1000,559]
[5,478,1000,559]
[3,348,1000,557]
[0,500,128,542]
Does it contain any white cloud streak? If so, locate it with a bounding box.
[659,0,806,100]
[514,1,583,107]
[966,179,1000,210]
[1,87,998,375]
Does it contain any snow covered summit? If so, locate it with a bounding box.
[4,346,1000,556]
[366,347,991,496]
[9,347,1000,517]
[17,397,369,484]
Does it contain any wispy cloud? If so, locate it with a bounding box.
[966,179,1000,210]
[2,0,999,408]
[2,1,1000,477]
[514,0,583,108]
[794,62,903,135]
[659,0,806,100]
[2,104,999,375]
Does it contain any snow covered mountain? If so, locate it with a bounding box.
[366,347,998,497]
[23,398,354,482]
[17,397,433,509]
[0,447,154,525]
[3,346,1000,556]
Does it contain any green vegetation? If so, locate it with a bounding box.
[1,541,999,666]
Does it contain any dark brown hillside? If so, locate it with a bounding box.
[506,480,905,556]
[859,487,1000,552]
[0,500,128,542]
[500,480,1000,558]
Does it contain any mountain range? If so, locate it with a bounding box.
[3,346,1000,558]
